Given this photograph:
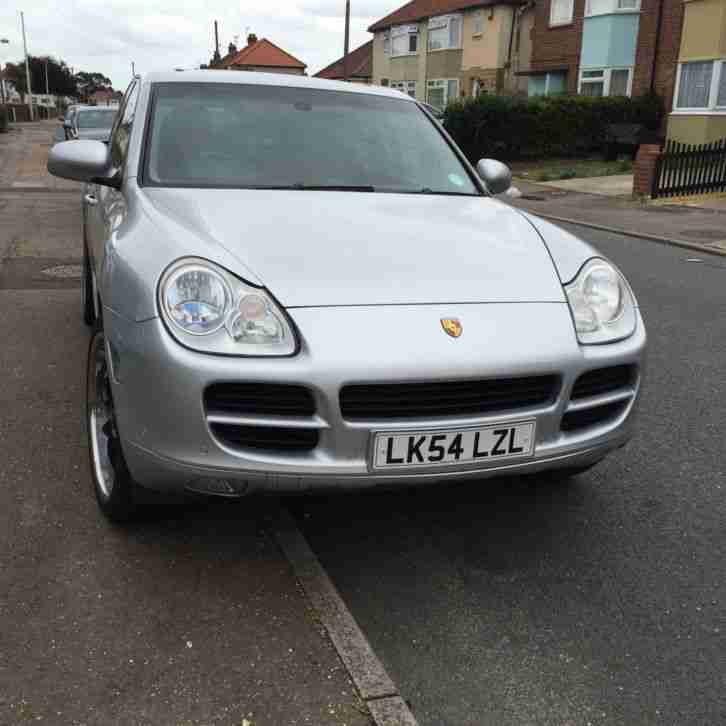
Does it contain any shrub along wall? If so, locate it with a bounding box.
[443,94,664,162]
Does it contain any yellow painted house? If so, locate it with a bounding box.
[668,0,726,143]
[368,0,530,108]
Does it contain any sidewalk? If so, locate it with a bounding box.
[0,119,78,190]
[1,118,378,726]
[508,179,726,255]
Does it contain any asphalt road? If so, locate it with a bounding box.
[294,225,726,726]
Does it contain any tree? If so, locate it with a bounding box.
[4,58,114,97]
[74,71,112,95]
[4,56,77,96]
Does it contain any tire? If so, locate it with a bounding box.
[82,243,96,327]
[86,325,141,523]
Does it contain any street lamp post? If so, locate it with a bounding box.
[0,38,9,106]
[20,11,33,121]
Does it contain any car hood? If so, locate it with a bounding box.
[142,189,566,307]
[77,128,110,142]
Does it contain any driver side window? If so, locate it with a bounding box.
[110,80,140,172]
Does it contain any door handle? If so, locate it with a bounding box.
[84,193,98,206]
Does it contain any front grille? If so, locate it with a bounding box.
[340,375,560,421]
[210,423,319,452]
[204,383,315,417]
[571,365,636,400]
[561,400,628,432]
[205,383,318,453]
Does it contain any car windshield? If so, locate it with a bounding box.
[77,109,116,129]
[144,82,480,195]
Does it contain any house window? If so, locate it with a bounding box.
[383,31,391,55]
[675,60,725,111]
[427,15,463,51]
[391,25,419,56]
[578,68,632,97]
[550,0,574,26]
[427,78,459,110]
[472,79,481,97]
[609,68,630,96]
[391,80,417,98]
[473,11,484,36]
[718,64,726,107]
[585,0,640,15]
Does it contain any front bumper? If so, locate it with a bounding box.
[106,303,646,494]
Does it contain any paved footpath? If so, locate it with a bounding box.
[508,179,726,255]
[0,122,372,725]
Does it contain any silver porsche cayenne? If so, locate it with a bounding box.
[48,71,646,522]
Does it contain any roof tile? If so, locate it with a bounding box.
[368,0,516,32]
[315,40,373,80]
[220,38,306,70]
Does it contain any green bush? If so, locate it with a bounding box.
[0,105,9,133]
[443,93,664,162]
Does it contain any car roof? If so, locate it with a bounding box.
[140,70,415,102]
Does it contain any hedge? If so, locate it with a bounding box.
[443,93,664,162]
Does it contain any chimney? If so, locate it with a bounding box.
[228,41,237,56]
[247,33,258,46]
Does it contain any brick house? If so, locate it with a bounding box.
[522,0,684,111]
[315,41,373,83]
[212,33,307,75]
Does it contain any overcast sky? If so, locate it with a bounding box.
[0,1,394,89]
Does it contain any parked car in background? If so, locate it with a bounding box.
[64,106,117,142]
[47,72,646,523]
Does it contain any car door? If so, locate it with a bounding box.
[84,80,139,306]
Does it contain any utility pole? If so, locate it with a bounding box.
[212,21,221,65]
[44,58,49,94]
[21,11,33,120]
[131,60,135,77]
[343,0,350,82]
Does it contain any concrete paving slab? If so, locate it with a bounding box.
[535,174,634,197]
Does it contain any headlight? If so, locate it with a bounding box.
[159,258,297,356]
[564,258,637,344]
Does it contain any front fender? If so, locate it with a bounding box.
[517,211,600,284]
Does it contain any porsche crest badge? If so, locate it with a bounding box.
[441,318,463,339]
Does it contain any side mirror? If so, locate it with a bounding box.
[47,140,117,187]
[476,158,512,196]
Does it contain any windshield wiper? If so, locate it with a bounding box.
[254,184,376,192]
[414,187,479,196]
[290,184,376,192]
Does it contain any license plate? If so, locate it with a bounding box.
[371,421,535,471]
